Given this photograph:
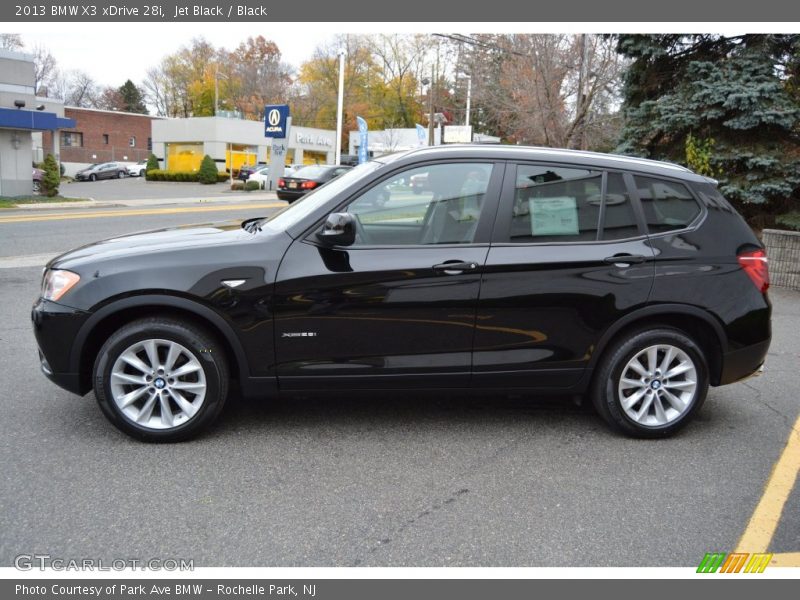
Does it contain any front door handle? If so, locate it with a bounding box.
[432,261,479,275]
[603,254,648,266]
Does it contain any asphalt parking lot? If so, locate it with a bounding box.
[0,203,797,568]
[61,175,264,202]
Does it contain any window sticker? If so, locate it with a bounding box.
[529,196,579,236]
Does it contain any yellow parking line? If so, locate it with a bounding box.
[0,202,285,224]
[735,413,800,553]
[770,552,800,567]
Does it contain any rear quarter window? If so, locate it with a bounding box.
[634,175,701,233]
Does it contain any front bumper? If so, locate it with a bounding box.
[31,298,91,395]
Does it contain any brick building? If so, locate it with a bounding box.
[41,107,163,176]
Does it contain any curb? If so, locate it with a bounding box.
[10,193,281,211]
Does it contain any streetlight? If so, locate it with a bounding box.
[458,75,472,127]
[335,47,346,165]
[214,66,228,116]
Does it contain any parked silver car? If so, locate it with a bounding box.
[74,162,128,182]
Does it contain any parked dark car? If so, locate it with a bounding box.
[32,145,771,442]
[277,165,352,202]
[74,162,127,181]
[237,165,260,181]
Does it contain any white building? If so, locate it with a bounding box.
[152,116,337,173]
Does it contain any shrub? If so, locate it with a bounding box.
[143,170,201,182]
[775,212,800,232]
[245,180,261,191]
[144,154,160,180]
[217,173,230,183]
[230,181,244,191]
[198,155,218,184]
[41,153,60,197]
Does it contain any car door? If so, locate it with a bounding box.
[273,161,505,390]
[473,163,655,390]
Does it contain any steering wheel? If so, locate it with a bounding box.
[352,212,371,245]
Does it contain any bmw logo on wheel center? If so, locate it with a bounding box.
[264,104,290,138]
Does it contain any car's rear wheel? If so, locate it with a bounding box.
[591,327,708,438]
[117,170,126,178]
[93,317,229,442]
[32,180,40,193]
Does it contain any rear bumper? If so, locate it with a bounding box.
[276,189,307,201]
[718,338,770,386]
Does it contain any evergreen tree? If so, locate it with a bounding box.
[144,154,159,181]
[616,34,800,221]
[118,79,148,114]
[198,155,218,184]
[41,154,60,197]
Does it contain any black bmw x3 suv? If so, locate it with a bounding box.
[32,146,771,441]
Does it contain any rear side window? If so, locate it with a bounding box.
[634,176,701,233]
[510,166,602,243]
[601,173,639,240]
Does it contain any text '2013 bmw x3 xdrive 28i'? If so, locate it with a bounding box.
[32,146,771,442]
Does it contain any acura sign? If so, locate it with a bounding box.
[264,104,290,137]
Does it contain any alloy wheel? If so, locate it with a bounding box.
[617,344,697,427]
[109,338,206,430]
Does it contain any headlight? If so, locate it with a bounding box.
[42,269,81,302]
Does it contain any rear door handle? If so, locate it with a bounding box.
[603,254,647,265]
[432,261,479,275]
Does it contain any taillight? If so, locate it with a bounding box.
[738,249,769,293]
[301,181,318,190]
[278,178,285,187]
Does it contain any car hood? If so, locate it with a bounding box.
[48,220,254,271]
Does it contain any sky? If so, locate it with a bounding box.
[13,23,334,88]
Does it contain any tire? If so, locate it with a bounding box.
[32,180,40,193]
[89,174,97,182]
[118,171,126,178]
[591,327,709,438]
[139,169,145,177]
[93,317,229,442]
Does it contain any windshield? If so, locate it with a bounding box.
[291,165,330,179]
[260,161,382,234]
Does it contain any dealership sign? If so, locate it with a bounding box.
[264,104,290,138]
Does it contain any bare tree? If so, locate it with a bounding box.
[32,44,58,96]
[65,71,99,107]
[460,34,624,150]
[0,34,23,50]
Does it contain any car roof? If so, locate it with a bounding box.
[375,144,708,182]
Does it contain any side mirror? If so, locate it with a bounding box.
[316,212,356,247]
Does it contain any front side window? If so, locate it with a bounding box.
[344,162,493,246]
[634,175,701,233]
[510,166,602,243]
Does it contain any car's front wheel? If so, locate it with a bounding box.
[89,174,97,182]
[591,327,708,438]
[93,317,229,442]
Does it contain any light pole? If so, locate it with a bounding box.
[214,66,227,116]
[335,47,346,165]
[459,75,472,127]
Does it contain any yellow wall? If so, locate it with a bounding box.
[166,143,203,172]
[226,147,257,173]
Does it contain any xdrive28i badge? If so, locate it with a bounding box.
[281,332,318,338]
